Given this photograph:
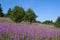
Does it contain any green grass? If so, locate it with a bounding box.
[0,33,10,40]
[0,33,60,40]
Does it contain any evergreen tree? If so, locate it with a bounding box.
[7,8,11,17]
[0,4,4,17]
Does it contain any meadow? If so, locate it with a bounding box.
[0,0,60,40]
[0,23,60,40]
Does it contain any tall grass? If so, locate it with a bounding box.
[0,32,60,40]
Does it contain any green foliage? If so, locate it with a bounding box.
[0,4,4,17]
[48,36,57,40]
[23,8,37,23]
[7,8,11,17]
[9,6,25,23]
[35,21,41,23]
[24,34,28,40]
[42,20,53,24]
[2,33,10,40]
[54,16,60,27]
[0,4,37,23]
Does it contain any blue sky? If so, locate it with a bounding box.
[0,0,60,22]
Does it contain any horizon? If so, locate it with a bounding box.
[0,0,60,22]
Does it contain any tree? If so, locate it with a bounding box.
[42,20,53,24]
[0,4,4,17]
[10,6,25,23]
[7,8,11,17]
[23,8,37,23]
[54,16,60,27]
[36,21,41,23]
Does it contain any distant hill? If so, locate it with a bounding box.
[0,17,14,23]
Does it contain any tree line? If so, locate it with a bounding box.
[0,4,60,27]
[0,4,37,23]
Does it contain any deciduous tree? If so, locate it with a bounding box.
[10,6,25,23]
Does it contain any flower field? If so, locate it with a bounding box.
[0,23,60,40]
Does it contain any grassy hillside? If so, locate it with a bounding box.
[0,18,60,40]
[0,17,14,23]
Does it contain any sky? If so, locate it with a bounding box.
[0,0,60,22]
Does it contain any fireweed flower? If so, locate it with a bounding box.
[0,23,60,40]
